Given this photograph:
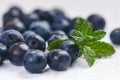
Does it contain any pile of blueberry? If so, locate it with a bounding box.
[0,6,117,73]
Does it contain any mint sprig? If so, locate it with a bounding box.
[83,46,96,66]
[48,18,116,67]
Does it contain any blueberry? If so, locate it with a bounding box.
[59,41,80,63]
[0,42,7,65]
[29,21,52,41]
[3,18,26,33]
[21,13,40,28]
[51,18,71,33]
[24,50,47,73]
[3,6,23,25]
[33,10,54,24]
[110,28,120,45]
[87,14,105,30]
[39,11,54,24]
[48,31,68,44]
[51,8,72,33]
[47,49,71,71]
[23,30,36,39]
[25,34,46,51]
[8,42,29,66]
[50,8,65,19]
[8,6,23,18]
[0,29,24,48]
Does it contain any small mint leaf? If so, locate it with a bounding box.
[89,41,116,58]
[75,18,93,37]
[85,30,106,45]
[91,30,106,40]
[48,39,67,51]
[71,36,83,47]
[71,30,84,46]
[83,46,96,67]
[71,30,83,38]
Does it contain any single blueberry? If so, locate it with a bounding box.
[0,42,7,65]
[24,50,47,73]
[3,6,24,25]
[8,6,23,18]
[59,41,80,63]
[50,8,65,19]
[87,14,105,30]
[8,42,29,66]
[23,30,36,40]
[0,29,24,48]
[51,18,71,33]
[3,18,26,33]
[47,49,71,71]
[110,28,120,45]
[25,34,46,51]
[39,11,54,24]
[29,21,52,41]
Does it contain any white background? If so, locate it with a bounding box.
[0,0,120,80]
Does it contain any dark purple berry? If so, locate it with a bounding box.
[8,42,29,66]
[25,34,46,51]
[87,14,105,30]
[0,29,24,48]
[47,49,71,71]
[24,50,47,73]
[110,28,120,45]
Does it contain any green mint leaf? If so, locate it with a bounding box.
[91,30,106,40]
[89,41,116,58]
[47,39,67,51]
[72,36,83,46]
[71,30,84,46]
[83,46,96,67]
[85,30,106,45]
[71,30,83,38]
[74,18,93,37]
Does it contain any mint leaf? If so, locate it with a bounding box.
[85,30,106,45]
[71,30,84,46]
[83,46,96,67]
[48,39,66,51]
[75,18,93,37]
[91,30,106,40]
[71,30,83,38]
[72,36,83,46]
[89,41,116,58]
